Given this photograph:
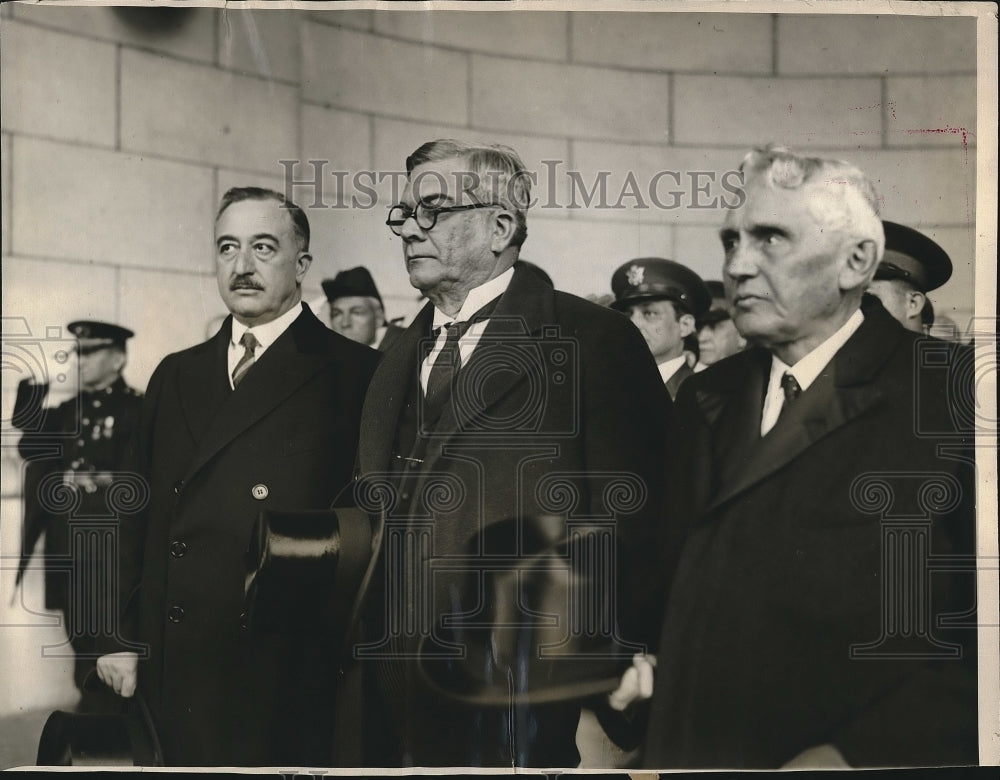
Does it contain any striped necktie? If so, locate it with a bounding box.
[232,331,259,388]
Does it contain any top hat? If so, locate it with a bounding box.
[36,692,162,766]
[244,506,373,641]
[415,515,640,707]
[67,321,134,352]
[610,258,711,318]
[321,267,383,305]
[875,221,953,293]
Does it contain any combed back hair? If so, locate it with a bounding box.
[740,144,884,260]
[216,186,311,252]
[406,139,530,248]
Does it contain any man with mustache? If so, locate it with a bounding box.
[617,146,977,768]
[95,187,379,765]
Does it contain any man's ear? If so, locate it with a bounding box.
[905,289,926,322]
[111,349,127,374]
[839,239,879,292]
[296,252,313,283]
[679,313,696,338]
[490,211,517,254]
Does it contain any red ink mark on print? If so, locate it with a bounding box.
[905,126,973,150]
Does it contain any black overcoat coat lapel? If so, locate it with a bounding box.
[425,265,555,461]
[703,312,901,516]
[358,302,435,474]
[177,308,335,483]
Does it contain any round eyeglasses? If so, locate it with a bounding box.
[385,202,501,235]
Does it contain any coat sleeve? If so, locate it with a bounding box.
[580,315,671,652]
[99,360,167,655]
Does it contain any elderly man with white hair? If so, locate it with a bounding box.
[613,145,977,769]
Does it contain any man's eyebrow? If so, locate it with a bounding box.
[216,232,280,246]
[747,222,791,239]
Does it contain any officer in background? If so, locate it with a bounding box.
[12,320,142,699]
[323,266,405,352]
[610,258,712,399]
[705,279,727,311]
[866,220,952,334]
[696,307,746,369]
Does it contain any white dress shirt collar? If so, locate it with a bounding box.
[760,309,864,435]
[657,355,688,385]
[371,324,389,350]
[230,302,303,352]
[228,303,303,389]
[431,266,515,331]
[421,267,515,393]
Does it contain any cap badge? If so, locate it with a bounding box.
[626,264,645,287]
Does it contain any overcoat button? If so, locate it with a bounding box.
[251,484,269,500]
[170,541,187,558]
[239,612,249,630]
[167,606,185,623]
[173,481,184,494]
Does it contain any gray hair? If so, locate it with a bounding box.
[740,144,884,260]
[406,139,530,248]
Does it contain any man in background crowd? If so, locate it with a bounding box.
[617,146,976,769]
[323,266,405,352]
[13,321,142,705]
[610,258,711,399]
[695,307,745,368]
[866,220,952,334]
[95,187,378,766]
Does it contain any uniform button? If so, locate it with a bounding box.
[93,399,102,408]
[173,481,184,494]
[169,541,187,558]
[167,606,185,623]
[77,439,85,447]
[82,417,90,425]
[251,484,268,500]
[239,612,249,630]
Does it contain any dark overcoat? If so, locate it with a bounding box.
[644,302,978,768]
[115,305,378,766]
[334,263,671,767]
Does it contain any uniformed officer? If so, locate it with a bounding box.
[12,320,142,696]
[866,221,952,333]
[610,258,712,399]
[323,266,405,352]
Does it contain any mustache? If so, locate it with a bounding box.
[230,276,264,291]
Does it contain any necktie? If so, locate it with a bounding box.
[423,320,474,420]
[421,296,502,421]
[780,371,802,407]
[232,331,259,388]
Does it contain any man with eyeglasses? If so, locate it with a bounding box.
[12,320,143,706]
[333,139,670,768]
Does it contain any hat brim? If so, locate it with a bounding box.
[417,645,624,707]
[610,291,678,311]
